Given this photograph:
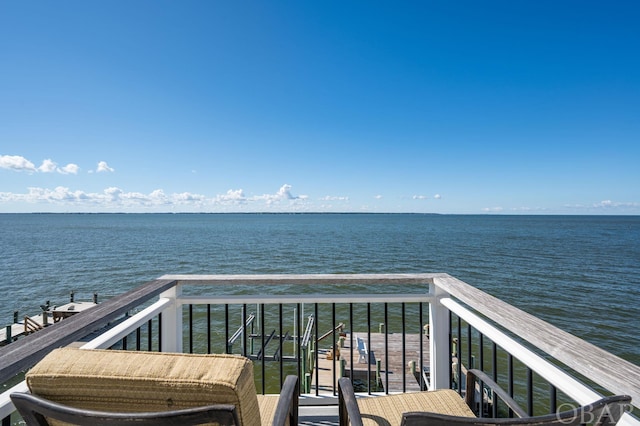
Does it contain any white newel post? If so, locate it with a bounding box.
[159,284,183,353]
[429,281,451,390]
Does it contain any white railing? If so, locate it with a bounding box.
[0,273,638,425]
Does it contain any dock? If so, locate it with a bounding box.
[1,301,98,345]
[313,332,429,394]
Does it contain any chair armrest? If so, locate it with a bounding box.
[10,392,240,425]
[465,369,527,418]
[338,377,364,426]
[271,375,299,426]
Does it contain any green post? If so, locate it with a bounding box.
[376,359,382,385]
[340,359,346,377]
[13,311,18,324]
[379,323,385,333]
[409,360,416,375]
[70,291,74,302]
[5,325,11,344]
[304,373,311,394]
[301,347,307,374]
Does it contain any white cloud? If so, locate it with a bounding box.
[216,189,246,204]
[320,195,349,201]
[96,161,115,173]
[482,207,504,212]
[58,163,80,174]
[0,155,82,174]
[0,155,37,172]
[413,194,441,200]
[252,184,308,205]
[38,159,58,173]
[374,195,383,200]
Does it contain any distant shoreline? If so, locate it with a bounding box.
[1,212,638,217]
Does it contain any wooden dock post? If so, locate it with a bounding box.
[5,326,10,344]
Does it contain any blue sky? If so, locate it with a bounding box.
[1,1,639,214]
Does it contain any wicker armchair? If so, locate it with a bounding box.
[338,369,631,426]
[12,347,298,426]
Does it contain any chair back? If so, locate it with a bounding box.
[401,394,632,426]
[23,348,261,426]
[11,392,240,426]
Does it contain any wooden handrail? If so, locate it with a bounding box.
[433,274,640,410]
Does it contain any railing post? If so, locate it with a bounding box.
[159,284,182,353]
[429,280,451,390]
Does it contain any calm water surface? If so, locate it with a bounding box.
[1,213,638,365]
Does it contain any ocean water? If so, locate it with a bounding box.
[1,213,638,366]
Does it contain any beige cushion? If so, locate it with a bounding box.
[256,394,280,425]
[357,389,475,426]
[26,347,261,426]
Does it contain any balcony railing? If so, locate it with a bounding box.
[0,274,638,425]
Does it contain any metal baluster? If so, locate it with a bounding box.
[449,310,453,390]
[508,354,514,417]
[467,323,473,371]
[315,303,319,396]
[350,303,354,382]
[297,303,302,383]
[189,304,193,354]
[279,303,284,388]
[384,302,389,394]
[242,304,247,357]
[261,303,265,394]
[332,303,337,395]
[457,317,462,395]
[419,302,424,390]
[148,319,153,352]
[527,367,533,415]
[402,302,406,392]
[158,312,162,352]
[225,304,229,354]
[550,384,557,414]
[367,303,371,394]
[207,304,211,354]
[492,342,498,417]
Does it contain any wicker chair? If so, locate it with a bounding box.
[338,369,631,426]
[11,347,298,426]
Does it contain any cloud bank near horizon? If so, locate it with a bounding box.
[0,155,115,175]
[0,184,314,212]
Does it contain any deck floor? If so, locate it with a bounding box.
[312,332,429,395]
